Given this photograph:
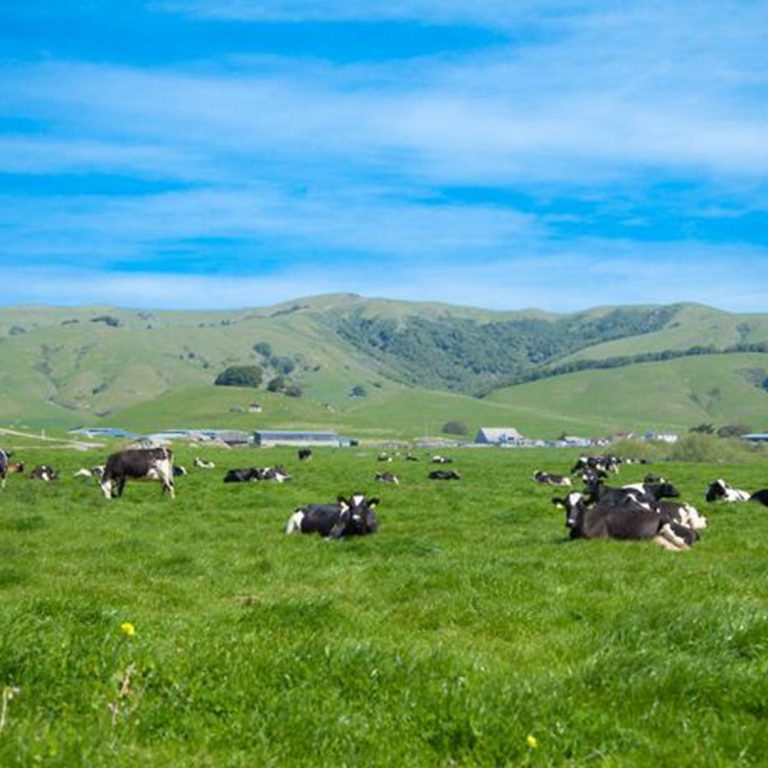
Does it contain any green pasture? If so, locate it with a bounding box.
[1,445,768,766]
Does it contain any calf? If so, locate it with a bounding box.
[194,457,216,469]
[285,493,379,538]
[533,470,572,487]
[100,448,174,499]
[705,479,751,503]
[298,448,313,461]
[30,465,58,482]
[553,492,694,551]
[375,471,399,485]
[429,469,461,480]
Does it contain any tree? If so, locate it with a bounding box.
[716,424,752,438]
[267,375,286,393]
[349,384,367,398]
[214,365,263,388]
[252,341,272,357]
[442,420,468,436]
[284,383,303,398]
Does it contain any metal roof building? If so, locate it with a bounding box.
[474,427,524,445]
[253,430,353,447]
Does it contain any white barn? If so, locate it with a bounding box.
[474,427,524,445]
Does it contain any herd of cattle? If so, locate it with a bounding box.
[2,446,768,548]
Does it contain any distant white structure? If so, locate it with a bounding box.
[644,430,679,444]
[474,427,524,445]
[248,403,263,413]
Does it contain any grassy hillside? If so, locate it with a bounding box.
[3,297,768,436]
[487,353,768,435]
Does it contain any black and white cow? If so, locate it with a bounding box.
[298,448,313,461]
[29,465,58,482]
[74,465,105,479]
[100,448,174,499]
[377,453,394,463]
[405,454,420,462]
[173,465,188,477]
[285,493,379,538]
[223,466,291,483]
[750,489,768,506]
[583,476,681,508]
[429,469,461,480]
[705,479,751,503]
[375,471,399,485]
[552,491,695,551]
[431,455,453,464]
[194,457,216,469]
[571,455,621,476]
[533,470,572,487]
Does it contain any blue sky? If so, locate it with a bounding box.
[1,0,767,311]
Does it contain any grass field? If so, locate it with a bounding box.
[1,444,768,766]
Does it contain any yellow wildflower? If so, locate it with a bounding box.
[120,622,136,637]
[526,734,538,749]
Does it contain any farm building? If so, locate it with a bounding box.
[741,433,768,443]
[253,430,354,447]
[474,427,524,445]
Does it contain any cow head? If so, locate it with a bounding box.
[329,494,379,539]
[705,479,727,502]
[552,492,586,532]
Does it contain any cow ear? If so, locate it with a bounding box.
[368,498,380,508]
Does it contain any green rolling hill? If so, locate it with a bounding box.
[1,296,768,438]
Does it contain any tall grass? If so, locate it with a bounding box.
[1,445,767,765]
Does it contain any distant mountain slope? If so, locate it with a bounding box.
[1,296,768,435]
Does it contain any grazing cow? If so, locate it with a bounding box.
[29,465,58,482]
[194,457,216,469]
[431,455,453,464]
[533,470,572,487]
[1,450,23,489]
[552,492,695,551]
[705,479,751,503]
[74,465,105,479]
[285,493,379,538]
[429,469,461,480]
[100,448,174,499]
[298,448,313,461]
[375,471,399,485]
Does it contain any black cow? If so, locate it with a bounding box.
[285,493,379,538]
[224,468,259,483]
[405,454,420,462]
[100,448,174,499]
[298,448,313,461]
[29,465,58,482]
[553,491,695,551]
[533,470,572,487]
[429,469,461,480]
[749,489,768,506]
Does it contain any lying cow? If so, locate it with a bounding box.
[571,455,621,476]
[431,455,453,464]
[298,448,313,461]
[194,457,216,469]
[553,491,696,551]
[533,470,572,487]
[375,471,399,485]
[74,465,105,479]
[30,465,58,482]
[285,493,379,538]
[705,479,751,503]
[100,448,175,499]
[429,469,461,480]
[223,466,291,483]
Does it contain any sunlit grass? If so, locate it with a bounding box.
[1,445,768,765]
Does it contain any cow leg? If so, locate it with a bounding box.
[100,479,113,499]
[116,477,126,497]
[657,523,689,551]
[164,478,175,498]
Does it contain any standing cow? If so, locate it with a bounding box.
[100,448,175,499]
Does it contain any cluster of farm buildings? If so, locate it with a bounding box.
[67,425,707,449]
